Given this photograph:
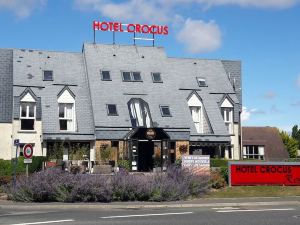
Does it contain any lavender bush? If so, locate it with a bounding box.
[7,166,209,202]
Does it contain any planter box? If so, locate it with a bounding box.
[93,165,112,174]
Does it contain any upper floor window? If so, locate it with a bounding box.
[160,105,172,117]
[58,88,76,132]
[59,103,75,131]
[152,73,162,83]
[221,98,234,134]
[122,71,142,82]
[107,104,118,116]
[187,93,203,133]
[43,70,53,81]
[101,71,111,81]
[20,102,36,130]
[196,77,206,87]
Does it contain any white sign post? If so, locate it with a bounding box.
[23,144,33,178]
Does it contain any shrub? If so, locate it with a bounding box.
[210,159,228,168]
[210,169,227,189]
[117,160,131,171]
[7,166,210,202]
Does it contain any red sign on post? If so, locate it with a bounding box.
[229,162,300,186]
[23,144,33,159]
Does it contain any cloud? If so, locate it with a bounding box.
[263,90,277,99]
[297,74,300,88]
[291,100,300,107]
[0,0,46,18]
[241,106,266,122]
[176,19,221,54]
[74,0,170,24]
[192,0,298,9]
[270,104,281,113]
[241,107,251,122]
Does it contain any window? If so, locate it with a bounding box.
[187,93,204,133]
[132,72,142,81]
[221,107,233,134]
[243,146,265,160]
[152,73,162,83]
[20,102,36,130]
[122,71,142,82]
[196,77,206,87]
[190,106,202,133]
[101,71,111,81]
[160,105,171,117]
[59,103,75,131]
[107,104,118,116]
[128,99,152,127]
[43,70,53,81]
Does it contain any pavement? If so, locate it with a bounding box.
[1,196,300,210]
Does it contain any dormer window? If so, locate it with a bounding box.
[58,88,76,132]
[43,70,53,81]
[196,77,206,87]
[20,92,36,131]
[187,93,203,133]
[101,71,111,81]
[128,99,152,127]
[221,98,234,134]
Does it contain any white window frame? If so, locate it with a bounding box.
[58,103,76,132]
[189,106,203,133]
[187,93,204,134]
[20,102,36,131]
[221,98,234,135]
[243,145,265,160]
[122,71,142,82]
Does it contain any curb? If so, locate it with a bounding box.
[1,200,300,210]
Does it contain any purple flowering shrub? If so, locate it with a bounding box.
[8,166,209,202]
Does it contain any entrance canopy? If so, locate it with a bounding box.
[126,128,170,140]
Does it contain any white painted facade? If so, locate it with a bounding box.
[0,123,13,160]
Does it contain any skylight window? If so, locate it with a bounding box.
[152,73,162,83]
[43,70,53,81]
[160,105,172,117]
[196,77,206,87]
[107,104,118,116]
[122,72,142,82]
[101,71,111,81]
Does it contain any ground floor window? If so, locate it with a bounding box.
[243,145,264,160]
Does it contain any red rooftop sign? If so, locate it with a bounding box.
[93,21,169,35]
[229,162,300,186]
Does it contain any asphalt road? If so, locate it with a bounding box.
[1,204,300,225]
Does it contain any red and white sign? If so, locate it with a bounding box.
[23,144,33,159]
[229,162,300,186]
[93,21,169,35]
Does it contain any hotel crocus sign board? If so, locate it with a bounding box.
[93,21,169,35]
[229,162,300,186]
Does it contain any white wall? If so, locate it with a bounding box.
[230,123,240,160]
[12,120,43,158]
[0,123,13,160]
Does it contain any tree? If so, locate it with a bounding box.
[292,125,300,149]
[279,131,299,158]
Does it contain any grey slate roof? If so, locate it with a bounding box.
[83,43,241,142]
[0,49,13,123]
[12,49,95,140]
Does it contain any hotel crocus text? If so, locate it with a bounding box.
[93,21,169,35]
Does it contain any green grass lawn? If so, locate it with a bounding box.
[207,186,300,198]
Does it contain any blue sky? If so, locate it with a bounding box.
[0,0,299,132]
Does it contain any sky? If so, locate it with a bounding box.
[0,0,299,132]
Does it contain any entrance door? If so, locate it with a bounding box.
[138,141,154,172]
